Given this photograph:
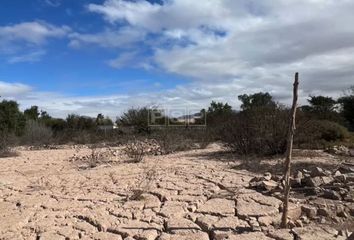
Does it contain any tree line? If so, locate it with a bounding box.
[0,86,353,155]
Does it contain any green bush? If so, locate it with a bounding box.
[219,106,288,156]
[295,119,350,148]
[117,107,151,134]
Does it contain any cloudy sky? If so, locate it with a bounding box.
[1,0,353,118]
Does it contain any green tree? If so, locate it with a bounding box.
[307,96,337,113]
[66,114,95,130]
[207,101,232,115]
[206,101,233,127]
[302,95,343,123]
[238,92,276,111]
[96,113,104,125]
[0,100,26,136]
[39,110,51,122]
[45,118,66,132]
[24,106,40,120]
[338,87,354,130]
[96,113,113,126]
[117,107,150,133]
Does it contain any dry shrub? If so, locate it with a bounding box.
[129,168,158,200]
[123,139,146,163]
[295,119,350,149]
[69,144,118,169]
[22,120,53,145]
[219,107,288,156]
[0,131,18,158]
[0,132,9,157]
[85,146,102,168]
[152,128,196,154]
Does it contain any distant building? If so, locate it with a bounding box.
[175,112,205,125]
[97,125,114,131]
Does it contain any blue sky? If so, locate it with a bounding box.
[1,0,354,118]
[0,0,185,96]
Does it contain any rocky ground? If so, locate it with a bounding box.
[0,144,353,240]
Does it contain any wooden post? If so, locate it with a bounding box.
[281,72,299,228]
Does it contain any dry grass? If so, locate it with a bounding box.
[123,140,145,163]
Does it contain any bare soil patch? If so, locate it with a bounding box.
[0,144,352,239]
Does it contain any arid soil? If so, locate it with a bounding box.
[0,144,353,240]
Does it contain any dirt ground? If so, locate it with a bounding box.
[0,144,352,240]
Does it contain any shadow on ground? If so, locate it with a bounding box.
[187,149,350,175]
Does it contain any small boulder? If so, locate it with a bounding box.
[264,172,272,181]
[322,189,341,200]
[268,229,294,240]
[292,226,340,240]
[262,180,279,191]
[317,208,331,217]
[301,205,317,219]
[321,176,334,185]
[304,176,323,187]
[311,167,327,177]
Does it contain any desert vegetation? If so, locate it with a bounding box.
[1,87,354,157]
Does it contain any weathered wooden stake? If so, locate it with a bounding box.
[281,72,299,228]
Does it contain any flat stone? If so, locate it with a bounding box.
[236,192,281,218]
[268,229,294,240]
[305,176,323,187]
[287,202,302,220]
[158,231,209,240]
[214,231,274,240]
[249,217,261,232]
[262,180,278,191]
[165,217,201,233]
[123,200,145,210]
[149,189,179,201]
[92,232,123,240]
[196,215,241,231]
[195,215,219,230]
[258,215,281,226]
[338,165,354,174]
[345,173,354,182]
[196,198,235,216]
[322,189,341,200]
[292,226,339,240]
[159,201,188,218]
[317,208,331,217]
[322,176,334,185]
[311,167,327,177]
[141,194,161,209]
[39,231,66,240]
[108,220,161,240]
[301,205,317,219]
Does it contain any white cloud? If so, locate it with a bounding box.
[86,0,354,103]
[0,21,70,45]
[0,21,70,63]
[69,27,145,48]
[44,0,61,7]
[0,81,32,97]
[4,0,354,117]
[108,51,138,68]
[7,50,46,64]
[87,0,252,32]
